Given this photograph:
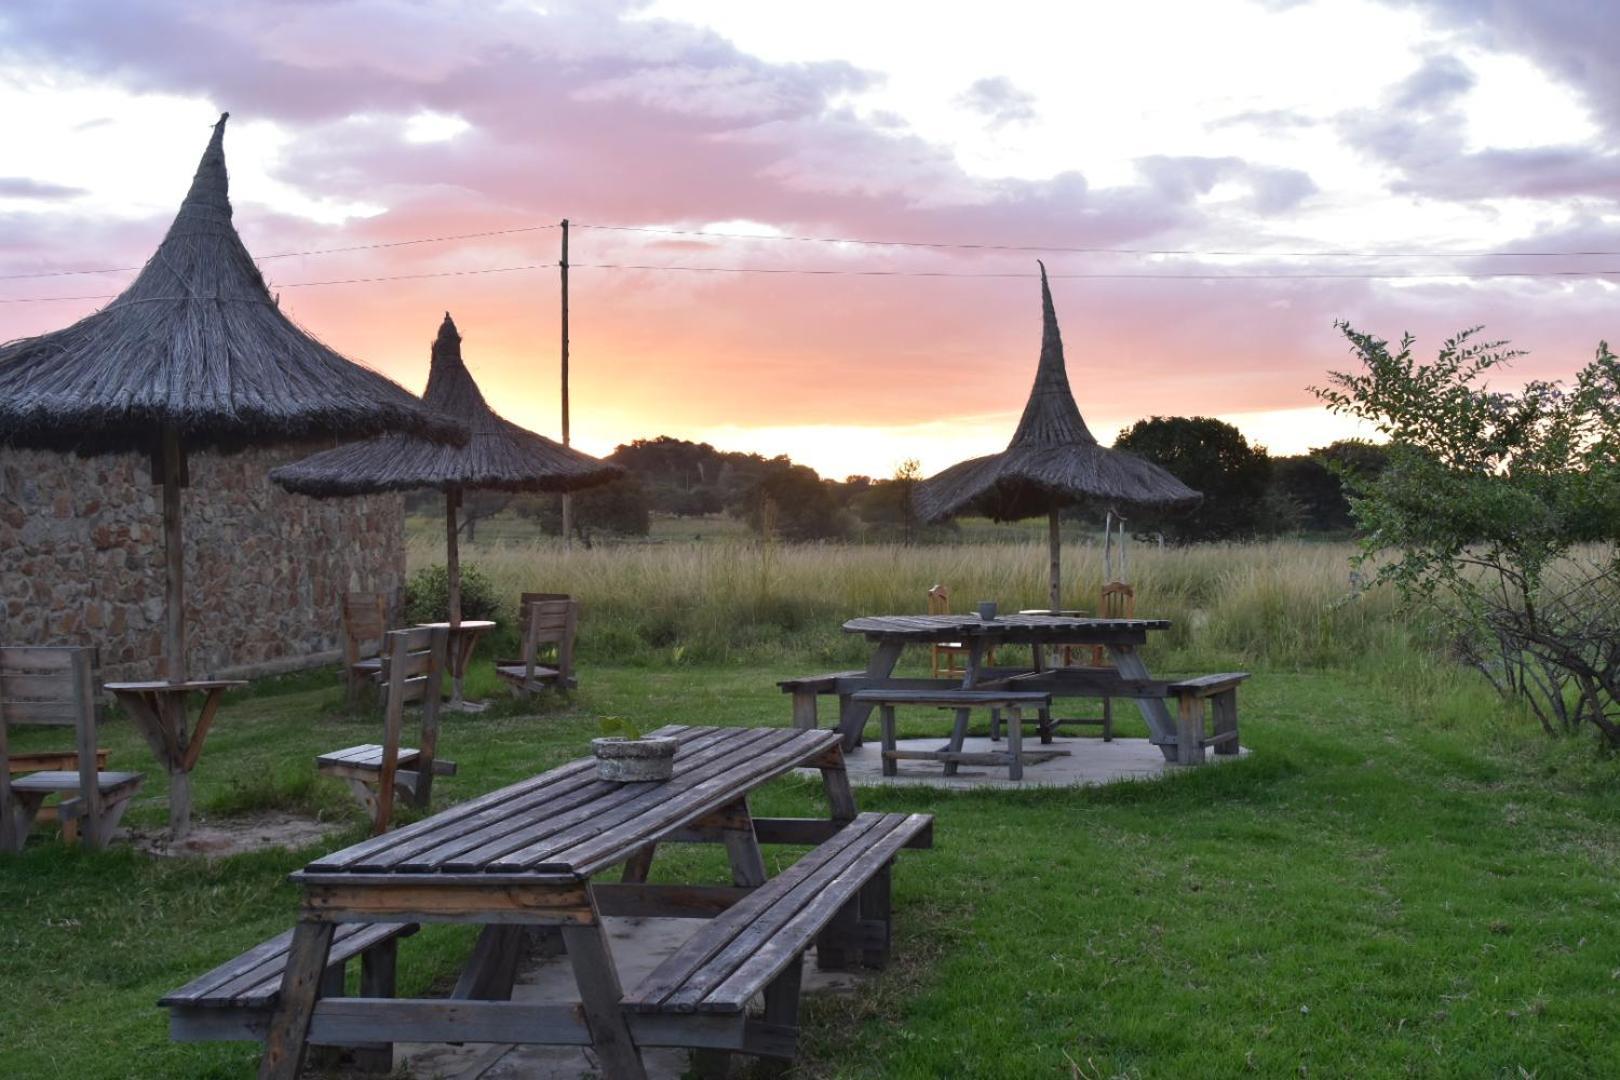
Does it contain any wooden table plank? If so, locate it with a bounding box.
[307,727,717,872]
[526,731,839,877]
[480,729,812,874]
[841,613,1171,638]
[395,728,763,873]
[301,727,837,880]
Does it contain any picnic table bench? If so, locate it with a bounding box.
[164,724,932,1078]
[160,921,417,1071]
[778,670,863,730]
[1165,673,1249,764]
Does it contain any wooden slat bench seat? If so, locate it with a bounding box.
[7,749,110,833]
[161,921,418,1070]
[315,744,459,778]
[778,670,863,731]
[1163,673,1250,765]
[623,811,931,1068]
[9,769,143,843]
[851,688,1057,781]
[316,743,457,823]
[493,659,568,689]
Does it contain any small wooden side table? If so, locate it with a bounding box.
[105,679,246,838]
[415,620,496,711]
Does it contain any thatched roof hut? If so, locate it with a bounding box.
[915,264,1200,609]
[0,113,464,703]
[273,313,622,622]
[0,114,463,454]
[272,314,619,496]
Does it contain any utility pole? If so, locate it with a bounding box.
[559,218,572,548]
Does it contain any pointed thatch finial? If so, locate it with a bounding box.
[174,113,233,230]
[434,312,462,363]
[1007,260,1095,449]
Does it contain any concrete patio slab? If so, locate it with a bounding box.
[802,734,1248,790]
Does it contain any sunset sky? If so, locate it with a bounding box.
[2,1,1618,480]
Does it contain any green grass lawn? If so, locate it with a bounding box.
[4,660,1620,1078]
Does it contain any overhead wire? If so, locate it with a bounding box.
[7,259,1620,304]
[5,218,1620,303]
[0,222,560,281]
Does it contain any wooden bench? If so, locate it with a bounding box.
[777,670,862,731]
[1164,673,1249,765]
[318,626,453,834]
[7,749,108,836]
[851,689,1057,781]
[495,597,579,696]
[161,921,418,1072]
[622,811,932,1070]
[3,646,144,851]
[315,744,458,803]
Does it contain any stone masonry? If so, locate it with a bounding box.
[0,444,405,682]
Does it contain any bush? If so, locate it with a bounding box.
[403,563,502,624]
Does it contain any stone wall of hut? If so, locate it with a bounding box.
[0,444,406,682]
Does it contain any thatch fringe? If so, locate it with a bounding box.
[271,313,621,496]
[0,114,464,455]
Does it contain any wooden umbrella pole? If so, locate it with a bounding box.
[559,218,573,550]
[1048,508,1062,613]
[445,486,463,627]
[160,425,187,684]
[158,424,192,838]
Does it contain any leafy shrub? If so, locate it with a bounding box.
[403,563,501,624]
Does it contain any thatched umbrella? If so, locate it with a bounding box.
[915,264,1201,610]
[272,313,622,624]
[0,114,465,683]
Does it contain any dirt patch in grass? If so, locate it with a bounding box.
[127,811,340,858]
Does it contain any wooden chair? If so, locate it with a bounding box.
[341,592,392,707]
[1,646,143,852]
[1086,581,1137,663]
[316,627,454,835]
[496,598,579,696]
[1042,581,1137,741]
[927,585,970,679]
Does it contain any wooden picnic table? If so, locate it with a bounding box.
[839,613,1181,760]
[257,724,860,1079]
[415,620,495,710]
[104,678,246,838]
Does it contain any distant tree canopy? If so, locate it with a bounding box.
[742,459,849,541]
[1270,440,1390,533]
[848,459,923,542]
[512,475,652,540]
[1113,416,1274,542]
[607,436,768,517]
[402,430,1388,546]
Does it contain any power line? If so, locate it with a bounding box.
[8,215,1620,284]
[573,221,1620,260]
[0,223,560,281]
[576,263,1620,281]
[7,259,1620,304]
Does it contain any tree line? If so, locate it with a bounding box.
[412,427,1387,545]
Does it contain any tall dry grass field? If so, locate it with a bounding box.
[410,534,1427,672]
